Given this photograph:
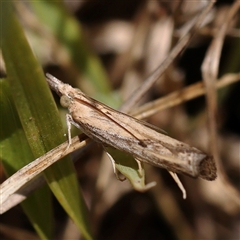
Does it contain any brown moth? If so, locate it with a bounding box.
[46,73,217,181]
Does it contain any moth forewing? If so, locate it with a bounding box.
[69,95,210,178]
[46,74,217,181]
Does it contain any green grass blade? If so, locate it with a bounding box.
[1,2,93,239]
[0,79,53,239]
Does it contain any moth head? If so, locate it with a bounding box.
[60,95,72,108]
[46,73,74,97]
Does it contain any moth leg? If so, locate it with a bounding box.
[168,171,186,199]
[63,113,77,154]
[105,152,126,181]
[66,114,73,147]
[135,158,143,177]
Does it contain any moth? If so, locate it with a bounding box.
[46,73,217,181]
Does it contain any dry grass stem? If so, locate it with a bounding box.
[131,73,240,119]
[201,1,240,205]
[0,135,90,214]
